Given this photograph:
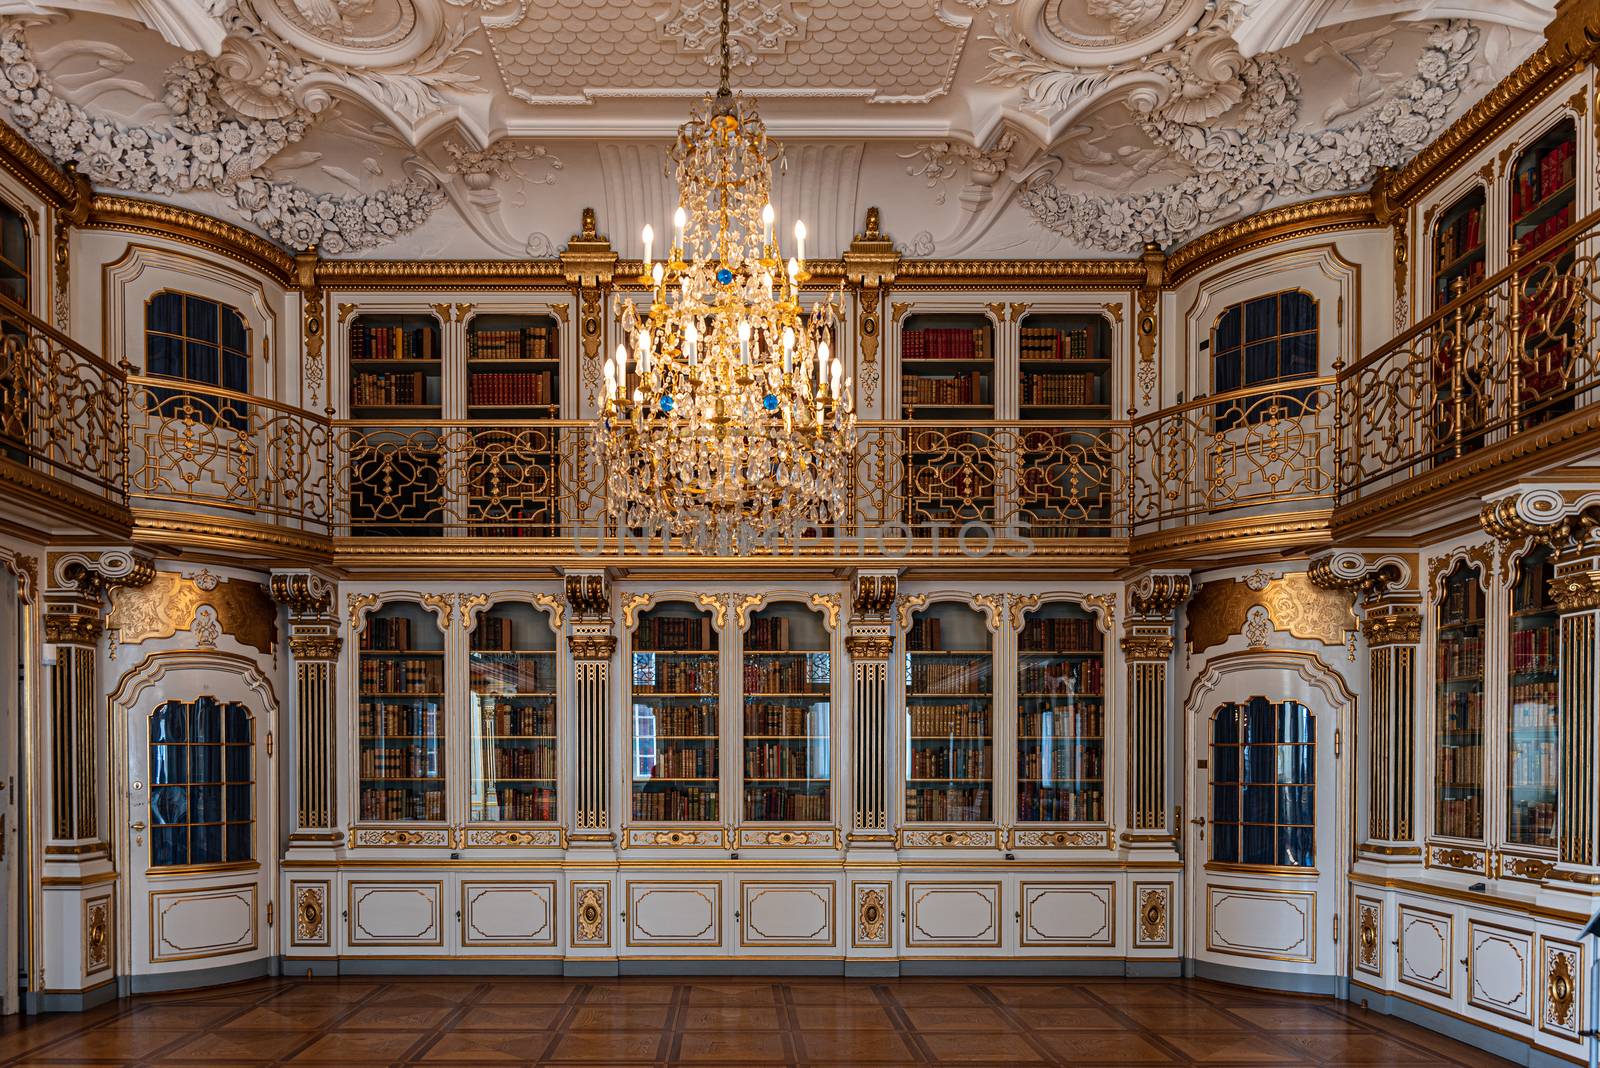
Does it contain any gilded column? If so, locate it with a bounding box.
[560,208,619,416]
[270,571,342,844]
[565,572,615,845]
[1120,572,1189,852]
[847,571,898,845]
[842,207,900,421]
[1549,554,1600,890]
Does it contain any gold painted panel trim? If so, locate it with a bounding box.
[1204,883,1316,964]
[737,881,837,948]
[1017,881,1116,948]
[346,880,445,948]
[148,882,259,964]
[904,881,1002,949]
[459,880,558,948]
[1466,918,1535,1025]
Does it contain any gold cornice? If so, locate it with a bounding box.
[1165,194,1377,284]
[0,457,131,539]
[0,120,75,206]
[314,258,567,290]
[85,195,294,281]
[894,258,1144,288]
[131,508,331,563]
[1130,509,1333,564]
[1387,43,1569,207]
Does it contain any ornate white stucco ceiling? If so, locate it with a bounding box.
[0,0,1555,259]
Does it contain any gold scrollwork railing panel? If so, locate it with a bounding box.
[127,376,331,530]
[1340,208,1600,502]
[0,294,124,502]
[1128,379,1336,529]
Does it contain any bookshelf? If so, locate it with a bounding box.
[357,601,446,823]
[899,312,995,418]
[1432,187,1486,310]
[1433,561,1485,841]
[1016,603,1105,824]
[1507,547,1558,849]
[904,602,993,823]
[631,603,720,822]
[469,601,558,824]
[742,602,831,823]
[465,313,561,420]
[1510,119,1578,425]
[1016,313,1113,419]
[348,313,444,536]
[348,313,443,418]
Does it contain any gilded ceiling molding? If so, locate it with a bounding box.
[87,195,294,283]
[107,570,278,655]
[1184,572,1357,655]
[312,258,566,290]
[1163,194,1378,285]
[0,112,73,206]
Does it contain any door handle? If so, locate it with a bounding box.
[1189,816,1205,826]
[130,821,146,831]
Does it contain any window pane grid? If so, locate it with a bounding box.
[144,292,250,429]
[148,699,253,869]
[1211,290,1319,431]
[1210,698,1315,868]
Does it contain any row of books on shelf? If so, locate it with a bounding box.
[1436,204,1483,266]
[1437,635,1483,679]
[470,616,518,650]
[1441,580,1481,620]
[468,372,555,406]
[1020,327,1093,361]
[903,327,991,360]
[360,786,445,822]
[1516,204,1574,257]
[1510,627,1557,676]
[478,704,555,736]
[907,618,945,649]
[744,746,825,778]
[904,789,990,823]
[1438,690,1482,732]
[742,659,828,695]
[1508,800,1556,842]
[744,704,827,735]
[637,707,717,734]
[360,745,441,778]
[1016,788,1103,823]
[908,659,990,694]
[1020,659,1104,695]
[635,616,716,651]
[351,324,437,361]
[1510,683,1558,724]
[632,787,716,821]
[470,657,555,692]
[358,703,441,736]
[469,326,555,360]
[1020,618,1099,650]
[903,373,988,407]
[1020,707,1104,735]
[1434,799,1481,840]
[1512,138,1575,219]
[1019,749,1101,779]
[908,706,990,737]
[635,661,718,693]
[482,747,556,778]
[909,749,993,778]
[352,371,433,407]
[743,788,827,822]
[477,788,557,822]
[362,617,422,650]
[360,658,444,694]
[1436,744,1483,787]
[744,615,796,651]
[1508,740,1557,785]
[642,748,718,778]
[1513,565,1554,608]
[1021,372,1104,407]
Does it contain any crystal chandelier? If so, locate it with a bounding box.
[597,0,854,554]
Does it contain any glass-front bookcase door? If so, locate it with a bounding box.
[469,601,558,823]
[904,601,993,823]
[1507,547,1558,850]
[742,602,832,823]
[1016,602,1106,824]
[357,601,446,822]
[631,603,720,822]
[1433,560,1485,841]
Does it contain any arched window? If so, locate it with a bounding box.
[1210,290,1318,430]
[0,198,28,307]
[145,291,250,428]
[1210,697,1315,868]
[149,697,253,868]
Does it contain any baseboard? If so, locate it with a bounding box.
[1185,958,1344,996]
[1347,986,1578,1068]
[124,957,277,996]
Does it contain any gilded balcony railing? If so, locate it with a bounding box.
[1128,378,1338,530]
[1339,208,1600,503]
[127,376,332,530]
[0,293,124,503]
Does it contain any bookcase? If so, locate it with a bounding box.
[469,601,558,824]
[1432,187,1485,310]
[357,601,446,823]
[1016,313,1113,419]
[1015,602,1105,824]
[348,313,445,535]
[1510,118,1578,424]
[465,313,560,420]
[631,603,720,822]
[899,312,995,418]
[1507,547,1558,849]
[742,602,832,823]
[465,313,562,537]
[1433,561,1485,841]
[348,313,443,417]
[904,601,993,823]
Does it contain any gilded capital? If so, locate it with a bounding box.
[289,633,342,660]
[846,635,895,660]
[1550,570,1600,613]
[44,610,102,644]
[1361,611,1422,646]
[568,634,617,660]
[1120,634,1174,660]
